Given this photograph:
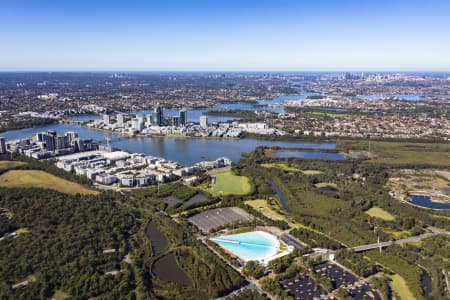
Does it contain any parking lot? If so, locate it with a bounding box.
[313,262,358,288]
[281,273,327,300]
[347,283,382,300]
[188,206,254,233]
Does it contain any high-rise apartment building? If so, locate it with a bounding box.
[179,108,187,126]
[200,115,208,128]
[0,137,6,154]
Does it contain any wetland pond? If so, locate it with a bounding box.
[319,186,340,193]
[274,150,345,161]
[152,253,192,286]
[145,221,169,255]
[410,195,450,211]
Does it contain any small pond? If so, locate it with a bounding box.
[410,195,450,211]
[145,221,169,255]
[181,193,208,209]
[319,186,340,193]
[152,253,192,286]
[274,150,345,161]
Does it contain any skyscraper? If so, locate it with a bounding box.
[179,108,187,126]
[152,103,163,126]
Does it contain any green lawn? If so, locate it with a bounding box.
[337,140,450,167]
[207,170,252,196]
[365,207,396,221]
[245,199,286,221]
[0,170,99,195]
[389,274,417,300]
[52,290,70,300]
[315,182,338,189]
[15,228,30,235]
[0,160,26,170]
[301,170,324,175]
[261,163,300,172]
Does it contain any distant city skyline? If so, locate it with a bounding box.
[1,0,450,71]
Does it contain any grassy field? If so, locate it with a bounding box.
[0,160,26,170]
[261,163,300,172]
[52,290,70,300]
[0,170,99,195]
[314,182,338,189]
[301,170,324,175]
[388,274,417,300]
[365,207,396,221]
[382,229,411,239]
[15,228,30,235]
[206,170,252,196]
[245,199,286,221]
[337,140,450,167]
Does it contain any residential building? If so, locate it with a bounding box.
[200,115,208,128]
[0,137,6,154]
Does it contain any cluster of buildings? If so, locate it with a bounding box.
[56,150,231,188]
[97,104,187,133]
[2,129,233,188]
[88,104,284,137]
[3,131,99,159]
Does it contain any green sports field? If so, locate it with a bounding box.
[207,170,252,196]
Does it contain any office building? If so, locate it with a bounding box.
[0,137,6,154]
[179,108,187,126]
[200,115,208,128]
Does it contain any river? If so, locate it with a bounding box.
[267,179,290,212]
[1,92,339,165]
[1,123,335,165]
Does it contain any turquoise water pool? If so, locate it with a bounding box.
[210,231,280,263]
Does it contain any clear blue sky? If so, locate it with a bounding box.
[1,0,449,71]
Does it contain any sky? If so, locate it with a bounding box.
[0,0,450,71]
